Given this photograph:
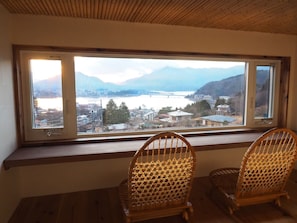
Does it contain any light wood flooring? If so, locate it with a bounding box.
[9,170,297,223]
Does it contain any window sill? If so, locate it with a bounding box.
[3,131,263,170]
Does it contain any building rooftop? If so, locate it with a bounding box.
[168,110,193,117]
[200,115,235,123]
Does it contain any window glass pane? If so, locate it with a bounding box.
[30,59,64,129]
[255,65,274,119]
[74,56,245,135]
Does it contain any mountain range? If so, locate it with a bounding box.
[121,66,244,91]
[34,65,245,97]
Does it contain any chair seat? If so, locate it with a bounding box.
[210,167,289,211]
[210,168,239,195]
[119,179,193,222]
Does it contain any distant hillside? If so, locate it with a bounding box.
[75,72,120,96]
[33,75,62,97]
[189,69,269,99]
[190,74,244,98]
[34,72,120,97]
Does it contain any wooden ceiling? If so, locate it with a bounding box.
[1,0,297,35]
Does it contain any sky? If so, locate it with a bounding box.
[74,57,244,84]
[31,57,244,84]
[31,59,62,83]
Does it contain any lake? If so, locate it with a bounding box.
[37,91,195,111]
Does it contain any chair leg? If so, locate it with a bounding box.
[182,206,193,223]
[183,210,189,222]
[275,198,281,207]
[228,206,234,215]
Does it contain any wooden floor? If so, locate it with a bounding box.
[9,170,297,223]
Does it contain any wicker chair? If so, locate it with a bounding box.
[118,131,196,223]
[209,128,297,215]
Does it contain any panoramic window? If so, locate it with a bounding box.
[74,57,246,135]
[17,48,282,143]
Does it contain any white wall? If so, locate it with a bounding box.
[6,14,297,200]
[0,5,20,223]
[11,15,296,56]
[18,148,247,198]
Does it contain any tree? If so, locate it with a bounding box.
[158,106,173,115]
[184,100,211,117]
[103,99,130,125]
[119,102,130,123]
[228,92,244,115]
[104,99,118,124]
[215,98,226,108]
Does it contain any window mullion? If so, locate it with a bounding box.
[61,54,77,138]
[245,61,256,127]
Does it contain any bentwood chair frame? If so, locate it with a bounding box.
[209,128,297,215]
[118,131,196,223]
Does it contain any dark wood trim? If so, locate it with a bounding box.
[12,45,24,148]
[278,57,291,127]
[13,44,287,60]
[4,132,262,170]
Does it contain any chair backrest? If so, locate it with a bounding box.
[236,128,297,199]
[127,131,196,211]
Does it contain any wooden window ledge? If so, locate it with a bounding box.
[3,132,262,170]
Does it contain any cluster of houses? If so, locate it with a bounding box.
[155,109,235,127]
[75,95,238,133]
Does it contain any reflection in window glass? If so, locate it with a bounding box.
[255,65,274,119]
[30,59,64,129]
[74,57,246,135]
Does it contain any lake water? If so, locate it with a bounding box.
[37,91,195,111]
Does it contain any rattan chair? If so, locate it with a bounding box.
[209,128,297,214]
[118,131,196,223]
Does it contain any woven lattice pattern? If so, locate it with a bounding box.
[209,168,239,195]
[237,129,297,198]
[128,133,195,211]
[130,157,193,210]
